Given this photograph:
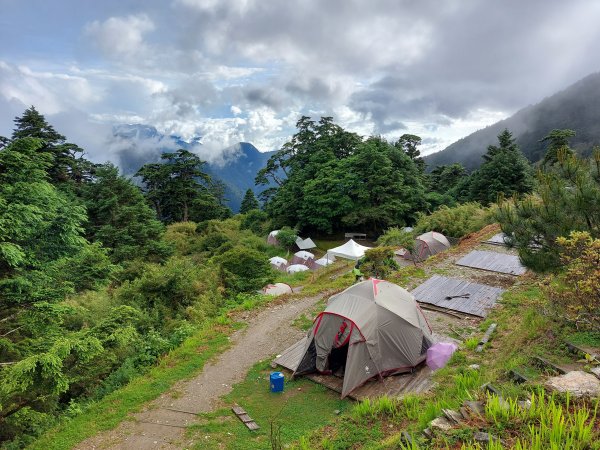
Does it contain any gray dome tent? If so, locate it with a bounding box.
[293,279,432,398]
[408,231,451,261]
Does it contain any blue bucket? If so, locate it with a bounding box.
[270,372,284,393]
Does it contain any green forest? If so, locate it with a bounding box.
[1,107,599,448]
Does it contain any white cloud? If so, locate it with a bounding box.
[84,14,155,59]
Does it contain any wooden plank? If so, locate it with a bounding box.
[232,405,260,431]
[238,413,253,423]
[246,421,260,431]
[231,405,246,415]
[411,275,504,317]
[304,365,434,401]
[455,250,526,275]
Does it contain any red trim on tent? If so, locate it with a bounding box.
[313,312,367,342]
[416,303,433,334]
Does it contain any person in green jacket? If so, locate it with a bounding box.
[352,266,364,283]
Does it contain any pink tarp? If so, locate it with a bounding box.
[426,342,458,370]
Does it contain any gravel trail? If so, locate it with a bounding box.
[75,294,323,450]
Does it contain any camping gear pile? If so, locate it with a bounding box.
[292,279,433,398]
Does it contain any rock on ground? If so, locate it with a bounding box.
[545,370,600,398]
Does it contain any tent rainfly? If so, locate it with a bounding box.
[292,250,315,265]
[287,264,310,274]
[326,239,370,261]
[408,231,451,261]
[292,279,433,398]
[263,283,293,296]
[267,230,280,246]
[296,237,317,250]
[269,256,288,271]
[314,256,334,267]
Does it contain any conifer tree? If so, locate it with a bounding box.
[239,189,260,213]
[497,148,600,271]
[468,129,534,205]
[10,106,89,185]
[82,163,170,263]
[540,129,576,167]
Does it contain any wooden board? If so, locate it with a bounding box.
[456,250,526,275]
[231,405,259,431]
[306,365,434,401]
[484,233,509,246]
[411,275,504,317]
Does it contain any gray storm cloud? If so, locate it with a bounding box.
[1,0,600,163]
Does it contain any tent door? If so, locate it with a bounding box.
[328,343,348,377]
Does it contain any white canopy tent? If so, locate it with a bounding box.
[326,239,371,261]
[296,237,317,250]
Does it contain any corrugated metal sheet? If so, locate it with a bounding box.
[456,250,526,275]
[484,233,509,246]
[411,275,504,317]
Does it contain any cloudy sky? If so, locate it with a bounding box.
[1,0,599,163]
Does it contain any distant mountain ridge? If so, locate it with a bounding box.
[112,124,275,212]
[425,72,600,171]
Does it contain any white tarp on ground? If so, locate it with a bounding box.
[287,264,310,273]
[263,282,293,296]
[269,256,288,267]
[326,239,371,261]
[296,237,317,250]
[314,257,334,267]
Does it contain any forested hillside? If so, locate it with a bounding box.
[425,72,600,170]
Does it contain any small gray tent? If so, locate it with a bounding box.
[293,279,432,398]
[407,231,451,261]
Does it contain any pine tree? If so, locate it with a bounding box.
[10,106,88,185]
[497,149,600,271]
[468,129,534,205]
[82,163,170,263]
[540,129,576,167]
[239,189,260,213]
[136,149,231,223]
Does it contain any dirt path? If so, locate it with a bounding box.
[75,294,324,450]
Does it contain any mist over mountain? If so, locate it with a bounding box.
[425,72,600,171]
[112,124,274,212]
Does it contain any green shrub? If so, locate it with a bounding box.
[360,247,399,279]
[413,203,493,238]
[275,226,298,249]
[115,257,222,324]
[218,246,274,293]
[240,209,270,235]
[50,242,117,292]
